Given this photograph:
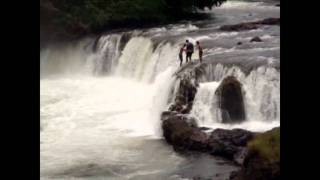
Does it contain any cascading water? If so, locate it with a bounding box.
[40,34,182,138]
[41,1,279,179]
[190,64,280,132]
[190,82,221,124]
[91,34,122,75]
[41,32,240,180]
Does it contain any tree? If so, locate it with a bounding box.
[40,0,227,37]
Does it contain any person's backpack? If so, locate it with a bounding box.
[187,43,194,53]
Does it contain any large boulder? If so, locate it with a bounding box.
[161,111,208,152]
[229,127,280,180]
[230,153,280,180]
[250,36,262,42]
[207,128,254,162]
[215,76,246,123]
[161,111,261,166]
[162,111,255,164]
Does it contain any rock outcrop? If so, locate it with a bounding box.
[250,36,263,42]
[162,66,279,180]
[161,109,280,180]
[229,127,280,180]
[161,111,255,163]
[169,77,198,114]
[207,128,254,162]
[219,18,280,31]
[161,111,208,152]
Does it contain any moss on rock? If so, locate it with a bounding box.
[248,127,280,163]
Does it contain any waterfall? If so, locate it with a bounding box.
[41,1,280,179]
[190,82,221,124]
[114,37,181,82]
[40,33,184,141]
[115,37,155,81]
[189,64,279,131]
[91,34,122,75]
[40,32,279,134]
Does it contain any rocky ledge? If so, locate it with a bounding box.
[219,18,280,31]
[161,72,279,179]
[161,111,255,165]
[230,127,280,180]
[168,76,198,114]
[162,53,280,178]
[161,111,280,179]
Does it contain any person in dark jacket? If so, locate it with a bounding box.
[185,40,194,63]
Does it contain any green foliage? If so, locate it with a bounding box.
[42,0,226,34]
[248,128,280,162]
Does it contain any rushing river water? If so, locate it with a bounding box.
[40,1,280,179]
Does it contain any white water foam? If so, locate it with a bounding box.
[190,82,221,124]
[190,64,279,132]
[215,1,278,10]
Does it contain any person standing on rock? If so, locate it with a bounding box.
[185,40,194,63]
[196,41,203,63]
[179,44,186,67]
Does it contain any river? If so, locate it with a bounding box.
[40,1,280,179]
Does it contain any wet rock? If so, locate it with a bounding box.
[250,36,262,42]
[220,23,259,31]
[260,18,280,25]
[192,176,212,180]
[162,111,257,166]
[215,76,246,123]
[233,147,249,165]
[229,171,240,180]
[230,152,280,180]
[162,72,278,179]
[161,112,208,151]
[210,129,254,147]
[162,108,254,164]
[229,127,280,180]
[207,128,254,161]
[161,111,179,121]
[219,18,280,31]
[199,127,212,131]
[169,77,198,114]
